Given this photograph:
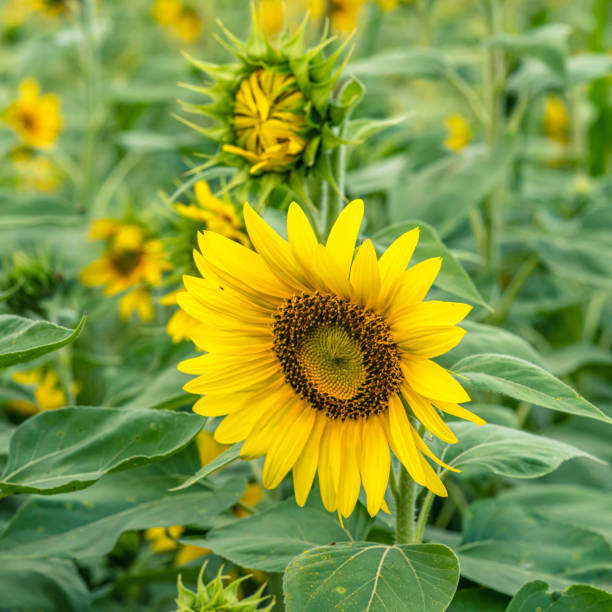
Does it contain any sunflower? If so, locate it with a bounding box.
[543,95,569,145]
[444,114,471,152]
[8,367,78,415]
[3,78,62,148]
[11,147,61,193]
[80,220,171,322]
[311,0,364,33]
[151,0,202,42]
[178,200,484,518]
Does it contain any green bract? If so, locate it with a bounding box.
[177,11,355,199]
[175,562,273,612]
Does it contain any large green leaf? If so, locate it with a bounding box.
[435,422,600,479]
[0,314,86,368]
[507,580,612,612]
[456,499,612,595]
[372,222,488,309]
[122,365,192,411]
[0,456,245,560]
[441,322,544,369]
[0,406,204,495]
[189,499,353,572]
[0,558,91,612]
[284,542,459,612]
[542,343,612,376]
[452,354,612,423]
[389,140,517,237]
[501,485,612,544]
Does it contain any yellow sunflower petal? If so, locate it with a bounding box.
[398,326,466,358]
[401,356,470,404]
[214,403,270,444]
[388,258,442,317]
[392,301,472,333]
[317,423,338,512]
[360,415,390,517]
[337,419,362,518]
[262,401,316,489]
[377,228,419,308]
[435,400,486,426]
[402,386,458,444]
[325,199,364,277]
[293,414,327,507]
[350,239,381,310]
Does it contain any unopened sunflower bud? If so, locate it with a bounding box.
[175,562,273,612]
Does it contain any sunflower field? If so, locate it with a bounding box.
[1,0,612,610]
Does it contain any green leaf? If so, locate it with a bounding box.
[568,54,612,87]
[542,343,612,377]
[452,354,612,423]
[170,442,241,491]
[350,48,448,79]
[115,130,200,152]
[389,139,517,237]
[0,558,91,612]
[456,499,612,595]
[486,24,570,80]
[344,114,409,143]
[0,314,86,368]
[191,499,353,572]
[372,222,489,309]
[0,406,204,495]
[501,485,612,544]
[506,580,612,611]
[0,458,245,559]
[441,322,544,369]
[284,542,459,612]
[447,588,508,612]
[435,422,600,479]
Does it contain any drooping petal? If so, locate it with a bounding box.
[337,419,362,518]
[317,423,338,512]
[401,356,471,404]
[402,386,458,444]
[434,400,486,426]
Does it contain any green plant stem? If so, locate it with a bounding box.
[482,0,505,274]
[486,255,539,325]
[269,572,285,611]
[414,488,436,544]
[445,68,490,128]
[79,0,103,210]
[325,142,346,237]
[395,465,417,545]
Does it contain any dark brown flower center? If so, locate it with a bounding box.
[273,292,402,420]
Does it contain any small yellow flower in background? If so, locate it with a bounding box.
[178,200,484,519]
[258,0,284,36]
[161,291,202,344]
[543,95,569,144]
[176,180,249,246]
[223,69,307,175]
[311,0,364,33]
[8,368,76,416]
[3,78,62,148]
[151,0,202,42]
[80,220,170,322]
[444,114,471,151]
[11,147,61,193]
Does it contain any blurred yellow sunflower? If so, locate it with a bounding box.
[223,69,307,175]
[311,0,364,33]
[80,220,170,322]
[11,147,61,192]
[178,200,483,519]
[444,114,471,151]
[175,180,249,246]
[543,95,569,144]
[3,78,62,148]
[8,368,78,416]
[151,0,202,42]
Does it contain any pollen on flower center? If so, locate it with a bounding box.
[273,292,403,420]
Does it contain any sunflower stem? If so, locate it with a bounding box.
[395,464,416,545]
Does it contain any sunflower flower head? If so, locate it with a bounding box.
[11,146,61,192]
[145,525,209,567]
[8,367,77,416]
[444,114,471,151]
[311,0,365,33]
[178,10,355,197]
[175,562,273,612]
[543,95,569,144]
[178,200,484,519]
[3,78,62,148]
[152,0,202,42]
[80,219,171,322]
